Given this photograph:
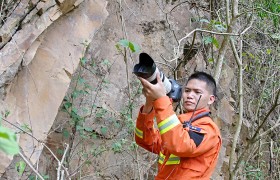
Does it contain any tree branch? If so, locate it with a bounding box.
[57,144,69,180]
[232,89,280,175]
[250,89,280,143]
[19,151,44,180]
[174,28,240,63]
[2,117,70,177]
[229,36,243,179]
[237,6,280,18]
[258,115,280,139]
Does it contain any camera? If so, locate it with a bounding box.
[133,52,182,102]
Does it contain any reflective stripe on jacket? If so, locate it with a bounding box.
[135,96,221,180]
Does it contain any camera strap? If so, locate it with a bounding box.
[182,95,210,129]
[182,112,210,129]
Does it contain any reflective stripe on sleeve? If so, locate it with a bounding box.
[158,152,166,164]
[135,127,143,138]
[158,114,180,135]
[158,153,180,165]
[166,154,180,165]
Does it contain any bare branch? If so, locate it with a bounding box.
[2,117,70,177]
[257,7,280,16]
[57,144,69,180]
[230,38,241,66]
[250,89,280,143]
[229,36,244,179]
[240,11,254,35]
[233,89,280,175]
[238,6,280,18]
[226,0,230,25]
[19,151,44,180]
[232,0,239,18]
[258,115,280,138]
[41,143,70,178]
[174,28,240,63]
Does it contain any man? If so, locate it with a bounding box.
[135,71,221,179]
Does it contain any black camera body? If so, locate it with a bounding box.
[133,53,182,102]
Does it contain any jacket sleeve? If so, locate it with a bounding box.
[153,96,220,157]
[135,106,162,154]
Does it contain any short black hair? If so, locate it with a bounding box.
[187,71,217,97]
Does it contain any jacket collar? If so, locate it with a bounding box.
[179,108,210,122]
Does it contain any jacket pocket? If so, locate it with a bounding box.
[180,158,208,173]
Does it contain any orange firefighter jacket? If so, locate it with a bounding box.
[135,96,221,180]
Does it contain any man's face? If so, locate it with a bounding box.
[182,79,215,112]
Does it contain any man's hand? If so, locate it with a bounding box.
[139,73,166,102]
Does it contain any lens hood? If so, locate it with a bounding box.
[133,53,156,79]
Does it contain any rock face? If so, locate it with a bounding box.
[0,0,234,179]
[0,0,108,175]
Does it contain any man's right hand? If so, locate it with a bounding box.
[138,73,166,101]
[139,73,166,114]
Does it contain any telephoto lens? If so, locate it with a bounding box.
[133,53,182,102]
[133,53,172,94]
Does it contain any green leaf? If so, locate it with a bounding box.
[199,18,210,23]
[78,77,86,84]
[203,36,219,48]
[0,126,19,155]
[84,83,92,91]
[63,101,72,110]
[91,132,97,139]
[115,44,121,52]
[76,125,84,131]
[128,42,140,53]
[103,79,109,84]
[82,107,89,114]
[208,58,214,63]
[266,49,272,55]
[212,37,220,48]
[84,127,93,132]
[100,127,107,135]
[71,107,78,115]
[57,149,64,155]
[129,142,138,150]
[248,53,254,58]
[80,57,87,66]
[214,24,227,32]
[203,36,213,45]
[71,90,80,99]
[117,39,140,53]
[271,33,280,40]
[96,110,105,118]
[118,39,130,47]
[15,160,26,176]
[42,175,50,179]
[80,132,88,139]
[113,121,121,128]
[85,160,92,165]
[4,110,10,118]
[112,142,122,153]
[62,129,69,138]
[244,65,249,72]
[101,59,111,66]
[29,175,36,180]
